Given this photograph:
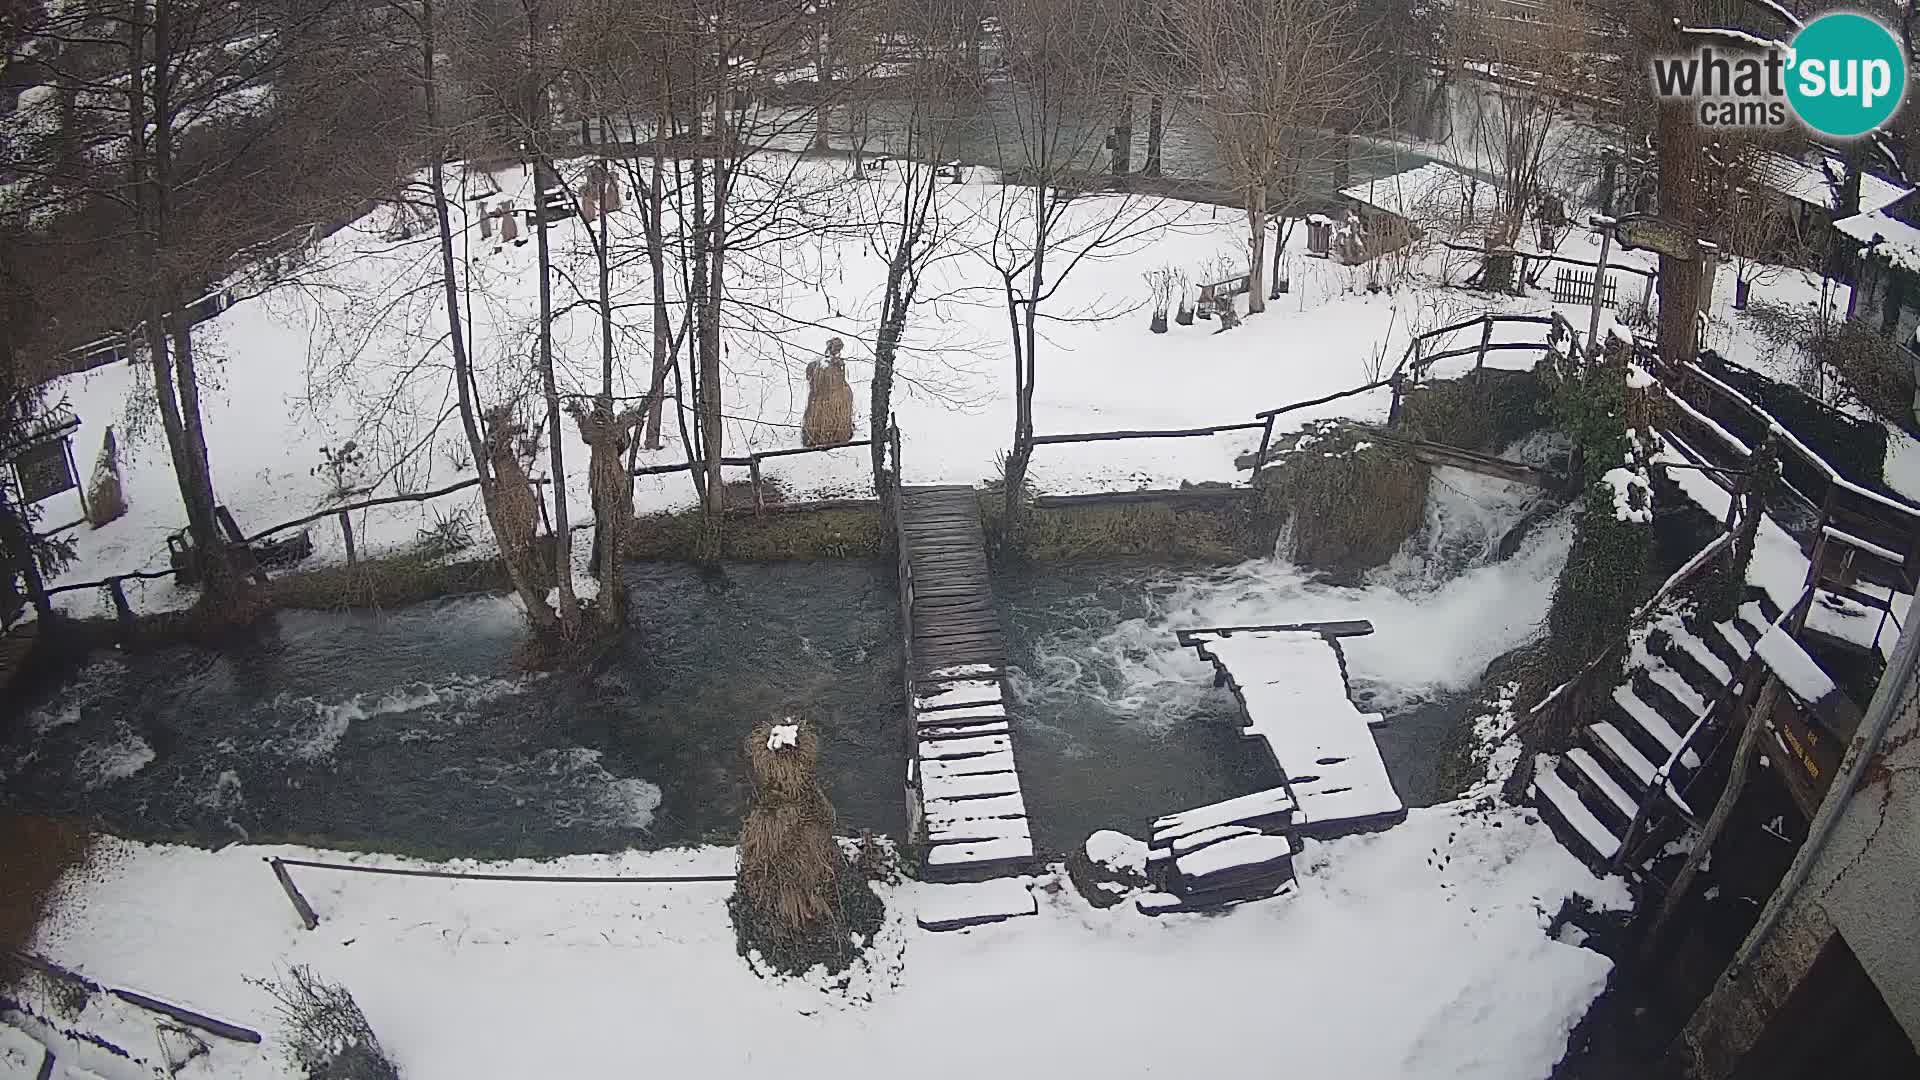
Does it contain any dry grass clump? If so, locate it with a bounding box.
[1258,423,1429,582]
[730,718,882,976]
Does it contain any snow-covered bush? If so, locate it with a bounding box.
[253,966,400,1080]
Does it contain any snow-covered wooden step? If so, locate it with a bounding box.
[920,750,1019,779]
[917,733,1011,759]
[926,814,1031,846]
[1137,878,1296,916]
[921,769,1023,802]
[1612,685,1702,770]
[1535,769,1620,861]
[1646,659,1710,725]
[924,835,1033,869]
[1714,621,1754,661]
[915,879,1036,931]
[1738,601,1773,639]
[1173,832,1294,886]
[1587,723,1694,818]
[915,703,1006,726]
[918,719,1011,740]
[1169,823,1260,857]
[1151,787,1296,845]
[912,679,1002,712]
[1565,748,1637,821]
[923,792,1026,828]
[1666,625,1733,686]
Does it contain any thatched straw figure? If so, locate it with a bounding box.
[482,406,542,579]
[732,717,876,975]
[800,338,855,447]
[86,426,128,528]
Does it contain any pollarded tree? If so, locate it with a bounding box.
[1155,0,1375,315]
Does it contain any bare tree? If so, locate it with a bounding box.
[1154,0,1374,315]
[982,0,1168,527]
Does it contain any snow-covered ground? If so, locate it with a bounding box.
[32,153,1584,618]
[19,797,1627,1080]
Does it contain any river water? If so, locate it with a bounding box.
[1,469,1570,860]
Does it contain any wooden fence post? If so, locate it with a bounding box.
[268,857,320,930]
[1475,317,1494,376]
[338,509,357,566]
[107,578,136,641]
[1250,414,1277,481]
[749,457,765,517]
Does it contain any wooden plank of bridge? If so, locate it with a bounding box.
[898,486,1004,680]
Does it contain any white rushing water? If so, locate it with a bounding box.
[1014,464,1574,726]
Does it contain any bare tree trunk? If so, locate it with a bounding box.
[812,21,831,152]
[1144,94,1163,178]
[1112,93,1133,178]
[1001,187,1046,528]
[534,170,580,632]
[1246,185,1268,315]
[422,0,554,634]
[644,96,671,449]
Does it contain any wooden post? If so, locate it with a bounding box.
[1586,223,1613,355]
[1250,415,1277,481]
[750,457,765,517]
[338,509,357,566]
[107,578,135,640]
[1475,317,1494,375]
[1388,374,1404,427]
[268,857,320,930]
[64,436,90,523]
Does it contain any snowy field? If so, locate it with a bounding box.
[32,152,1582,618]
[18,794,1628,1080]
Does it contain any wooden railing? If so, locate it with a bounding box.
[35,433,888,618]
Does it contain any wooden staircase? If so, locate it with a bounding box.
[1529,591,1783,868]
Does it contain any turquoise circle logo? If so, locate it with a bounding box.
[1786,13,1906,137]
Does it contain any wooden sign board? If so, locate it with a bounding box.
[1617,216,1697,261]
[13,438,76,504]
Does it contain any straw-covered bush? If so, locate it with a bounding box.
[730,718,883,976]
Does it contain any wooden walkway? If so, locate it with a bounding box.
[896,486,1003,680]
[895,486,1035,894]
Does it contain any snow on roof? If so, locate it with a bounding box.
[1835,193,1920,274]
[1753,151,1907,214]
[1340,162,1497,233]
[1191,631,1404,828]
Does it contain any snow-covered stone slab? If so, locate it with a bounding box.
[912,679,1002,712]
[915,879,1036,931]
[1136,877,1297,916]
[919,750,1018,779]
[922,769,1023,802]
[1755,626,1838,706]
[917,734,1011,759]
[925,835,1034,868]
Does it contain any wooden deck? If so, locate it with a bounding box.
[895,486,1035,894]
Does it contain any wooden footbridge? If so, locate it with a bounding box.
[894,486,1038,928]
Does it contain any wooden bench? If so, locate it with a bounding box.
[1196,274,1251,320]
[936,160,967,184]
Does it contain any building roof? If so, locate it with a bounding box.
[1835,190,1920,274]
[1339,162,1498,236]
[1752,151,1908,215]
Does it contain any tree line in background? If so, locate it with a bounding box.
[1,0,1912,649]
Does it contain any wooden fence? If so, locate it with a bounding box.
[1552,267,1618,309]
[35,434,887,619]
